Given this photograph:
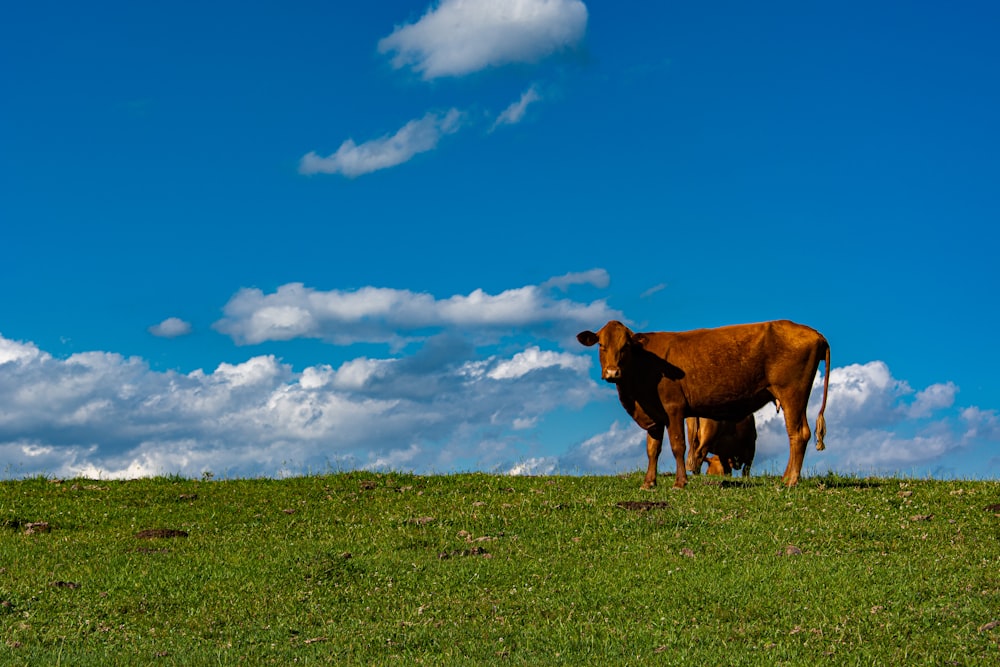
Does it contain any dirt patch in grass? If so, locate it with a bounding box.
[616,501,670,512]
[135,529,188,539]
[438,546,491,560]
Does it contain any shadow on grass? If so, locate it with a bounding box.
[811,473,892,490]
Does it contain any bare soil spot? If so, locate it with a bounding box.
[984,503,1000,514]
[778,545,803,556]
[50,581,81,589]
[616,501,670,512]
[438,546,491,560]
[24,522,51,535]
[135,529,188,539]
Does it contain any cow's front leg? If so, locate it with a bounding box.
[667,417,688,489]
[641,424,664,490]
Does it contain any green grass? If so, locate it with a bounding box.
[1,472,998,665]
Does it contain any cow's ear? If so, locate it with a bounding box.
[577,331,599,347]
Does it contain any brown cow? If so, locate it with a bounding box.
[576,320,829,489]
[685,415,756,476]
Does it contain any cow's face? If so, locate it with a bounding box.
[576,320,635,383]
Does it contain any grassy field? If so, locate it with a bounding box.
[1,471,998,665]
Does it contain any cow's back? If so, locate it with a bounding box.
[642,321,824,419]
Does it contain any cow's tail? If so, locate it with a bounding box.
[815,341,831,451]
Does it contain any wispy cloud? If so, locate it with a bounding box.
[148,317,192,338]
[212,274,621,347]
[640,283,666,299]
[541,268,609,291]
[492,86,541,130]
[299,109,463,177]
[378,0,588,80]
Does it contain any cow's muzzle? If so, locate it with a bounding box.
[602,368,621,383]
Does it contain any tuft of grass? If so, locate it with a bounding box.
[1,472,998,665]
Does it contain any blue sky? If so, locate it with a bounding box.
[2,1,998,480]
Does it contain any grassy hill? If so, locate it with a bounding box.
[2,472,998,665]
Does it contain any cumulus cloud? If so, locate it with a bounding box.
[492,86,541,129]
[378,0,589,79]
[0,335,42,365]
[487,346,589,380]
[0,331,599,480]
[299,109,463,177]
[747,362,986,476]
[148,317,192,338]
[213,274,621,347]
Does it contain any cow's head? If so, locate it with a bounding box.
[576,320,638,383]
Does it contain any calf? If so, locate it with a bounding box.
[686,416,756,476]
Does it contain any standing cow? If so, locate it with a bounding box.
[685,415,756,476]
[576,320,829,489]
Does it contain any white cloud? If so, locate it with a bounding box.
[488,346,589,380]
[492,86,541,129]
[554,420,645,475]
[507,456,558,476]
[213,275,621,346]
[148,317,192,338]
[960,406,1000,441]
[907,382,958,418]
[0,331,599,480]
[378,0,588,79]
[0,335,43,365]
[299,109,463,177]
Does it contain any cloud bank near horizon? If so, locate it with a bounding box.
[0,331,598,480]
[2,286,996,481]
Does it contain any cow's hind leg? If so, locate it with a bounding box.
[641,424,664,490]
[779,398,812,487]
[685,418,705,474]
[667,418,688,489]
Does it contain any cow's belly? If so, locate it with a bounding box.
[687,389,774,421]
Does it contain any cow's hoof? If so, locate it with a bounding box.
[640,483,656,491]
